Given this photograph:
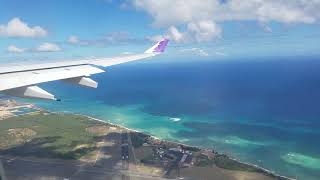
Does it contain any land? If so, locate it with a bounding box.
[0,100,294,180]
[0,99,38,120]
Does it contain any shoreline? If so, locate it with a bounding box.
[0,100,295,180]
[51,111,295,180]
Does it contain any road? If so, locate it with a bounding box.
[121,130,138,180]
[121,130,130,180]
[0,158,7,180]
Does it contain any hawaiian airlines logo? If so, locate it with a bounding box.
[153,39,169,53]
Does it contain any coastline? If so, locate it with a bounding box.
[53,111,295,180]
[0,99,295,180]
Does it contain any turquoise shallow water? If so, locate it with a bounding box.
[20,57,320,180]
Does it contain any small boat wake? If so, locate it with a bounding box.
[169,117,181,122]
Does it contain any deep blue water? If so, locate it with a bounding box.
[27,56,320,179]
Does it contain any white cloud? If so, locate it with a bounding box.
[180,47,228,57]
[66,32,139,47]
[166,26,185,43]
[199,50,209,57]
[132,0,219,27]
[122,52,133,55]
[130,1,223,42]
[259,22,273,33]
[6,43,62,53]
[214,51,227,56]
[67,35,90,46]
[131,0,320,24]
[67,35,79,44]
[215,0,318,23]
[35,43,61,52]
[187,20,222,42]
[0,18,48,38]
[104,31,136,43]
[130,0,320,43]
[7,45,26,53]
[149,21,222,43]
[146,34,165,42]
[180,48,210,57]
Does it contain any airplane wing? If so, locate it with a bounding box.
[0,39,169,100]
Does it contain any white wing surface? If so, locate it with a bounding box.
[0,39,169,100]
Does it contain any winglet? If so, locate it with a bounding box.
[145,39,169,54]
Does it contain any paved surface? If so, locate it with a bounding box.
[0,130,166,180]
[121,130,130,180]
[1,156,165,180]
[0,159,7,180]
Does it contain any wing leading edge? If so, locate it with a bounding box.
[0,39,169,100]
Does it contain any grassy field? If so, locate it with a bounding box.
[0,112,107,160]
[194,153,265,173]
[214,154,263,172]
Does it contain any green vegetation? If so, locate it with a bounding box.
[130,132,148,148]
[181,145,201,152]
[140,153,157,164]
[195,154,214,167]
[194,153,264,173]
[0,112,105,160]
[214,154,262,172]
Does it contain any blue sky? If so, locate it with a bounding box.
[0,0,320,63]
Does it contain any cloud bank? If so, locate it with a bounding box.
[129,0,320,43]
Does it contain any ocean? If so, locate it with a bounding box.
[25,56,320,180]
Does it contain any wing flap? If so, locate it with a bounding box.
[0,65,104,91]
[3,86,56,100]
